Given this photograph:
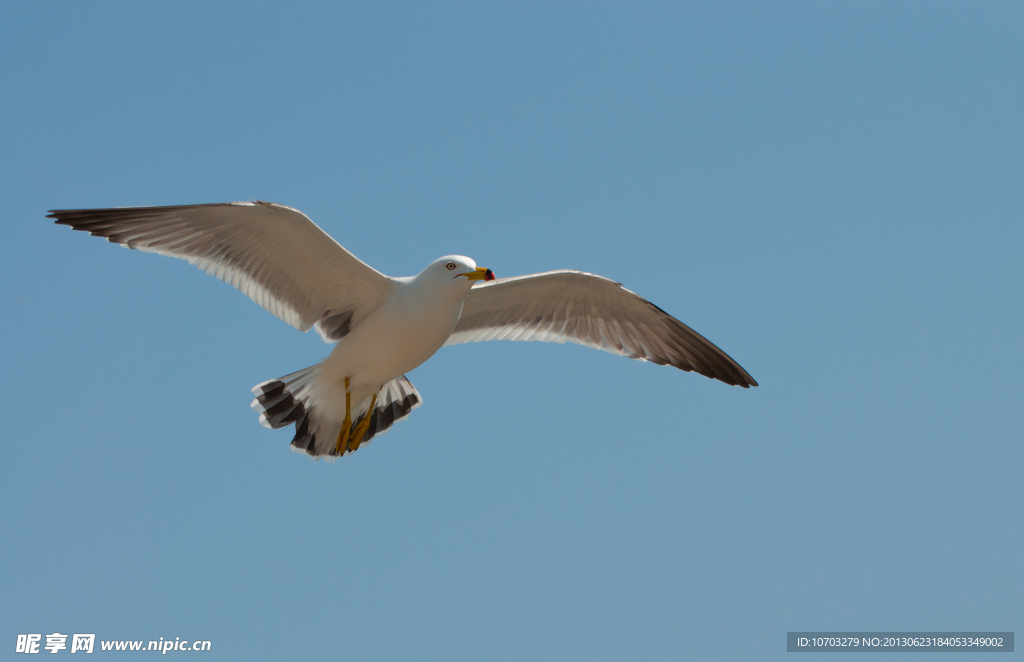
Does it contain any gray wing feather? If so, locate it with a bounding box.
[48,201,394,341]
[446,270,757,387]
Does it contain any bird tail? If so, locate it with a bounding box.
[250,367,422,460]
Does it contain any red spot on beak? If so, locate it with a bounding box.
[485,269,495,281]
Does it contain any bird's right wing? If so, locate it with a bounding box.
[447,270,757,387]
[49,201,394,342]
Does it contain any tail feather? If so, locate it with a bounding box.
[359,375,421,446]
[251,367,422,460]
[251,366,317,430]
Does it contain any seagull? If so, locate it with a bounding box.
[49,201,757,459]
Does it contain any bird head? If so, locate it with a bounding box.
[428,255,495,286]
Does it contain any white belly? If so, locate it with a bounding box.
[317,284,464,406]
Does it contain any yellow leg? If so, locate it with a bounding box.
[348,393,377,453]
[334,377,352,455]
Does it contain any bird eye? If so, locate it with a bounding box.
[446,262,456,270]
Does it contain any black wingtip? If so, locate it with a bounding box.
[732,370,758,388]
[47,209,78,225]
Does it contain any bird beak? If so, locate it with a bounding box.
[461,267,495,281]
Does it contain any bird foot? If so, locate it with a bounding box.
[348,393,377,453]
[334,377,352,454]
[334,379,377,455]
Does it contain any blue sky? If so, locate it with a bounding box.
[1,2,1021,660]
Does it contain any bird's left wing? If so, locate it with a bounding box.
[445,270,757,387]
[48,201,394,342]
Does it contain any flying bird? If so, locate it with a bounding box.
[49,201,757,459]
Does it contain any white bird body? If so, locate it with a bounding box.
[49,200,757,461]
[314,257,478,436]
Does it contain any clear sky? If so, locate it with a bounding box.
[1,2,1021,660]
